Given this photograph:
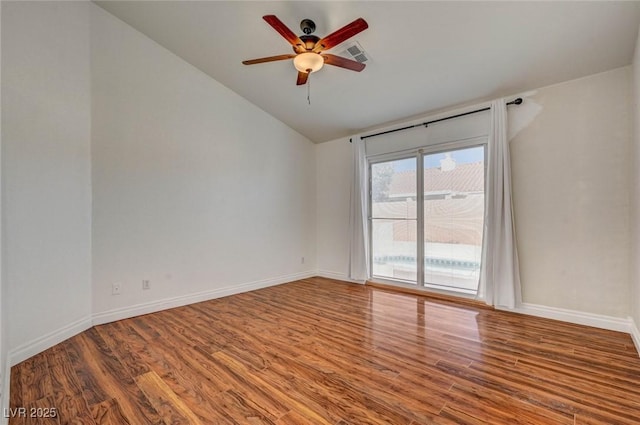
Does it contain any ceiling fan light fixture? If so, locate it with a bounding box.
[293,52,324,73]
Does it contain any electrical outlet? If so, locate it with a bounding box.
[142,279,150,290]
[112,282,122,295]
[301,256,305,264]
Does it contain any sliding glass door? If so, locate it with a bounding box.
[370,142,486,295]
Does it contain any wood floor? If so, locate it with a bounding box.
[9,277,640,424]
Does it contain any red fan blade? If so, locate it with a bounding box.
[263,15,305,53]
[312,18,368,53]
[322,54,366,72]
[242,54,296,65]
[296,71,309,86]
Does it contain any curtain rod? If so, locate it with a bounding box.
[351,98,523,142]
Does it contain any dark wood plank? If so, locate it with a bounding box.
[19,352,52,403]
[93,323,150,379]
[134,371,203,425]
[48,358,96,425]
[65,330,163,424]
[9,363,24,410]
[62,337,109,407]
[89,399,130,425]
[23,396,60,425]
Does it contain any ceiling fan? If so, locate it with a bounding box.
[242,15,369,85]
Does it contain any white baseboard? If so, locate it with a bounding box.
[92,271,316,326]
[8,315,92,366]
[630,318,640,357]
[1,357,10,425]
[501,302,633,334]
[315,270,364,284]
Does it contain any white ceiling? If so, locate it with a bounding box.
[95,1,640,143]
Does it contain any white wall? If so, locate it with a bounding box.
[511,67,631,318]
[631,28,640,330]
[316,137,351,280]
[90,5,316,318]
[317,67,633,319]
[1,0,92,360]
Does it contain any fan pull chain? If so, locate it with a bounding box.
[307,73,311,105]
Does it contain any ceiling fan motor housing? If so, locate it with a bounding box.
[299,35,320,51]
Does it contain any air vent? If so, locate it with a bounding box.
[347,45,361,56]
[339,41,369,63]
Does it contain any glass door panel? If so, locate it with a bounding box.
[423,146,485,293]
[371,158,417,283]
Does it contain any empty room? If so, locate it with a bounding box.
[2,1,640,424]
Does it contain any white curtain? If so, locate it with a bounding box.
[478,99,522,308]
[348,135,370,282]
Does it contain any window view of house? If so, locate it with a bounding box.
[371,146,485,294]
